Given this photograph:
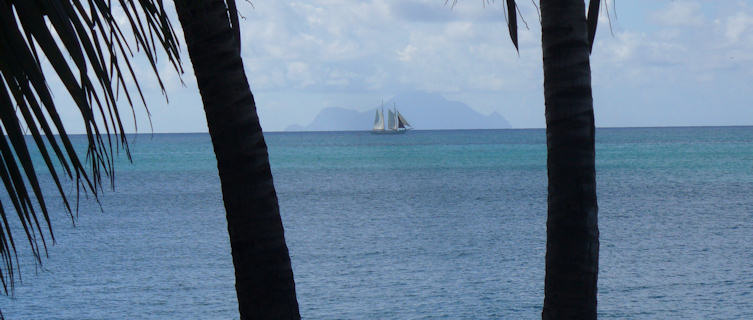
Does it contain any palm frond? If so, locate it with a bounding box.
[586,0,601,53]
[0,0,181,294]
[505,0,518,51]
[446,0,520,51]
[449,0,602,54]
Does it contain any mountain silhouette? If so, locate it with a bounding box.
[285,92,511,131]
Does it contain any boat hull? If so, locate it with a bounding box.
[371,129,408,134]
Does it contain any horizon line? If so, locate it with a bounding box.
[39,124,753,136]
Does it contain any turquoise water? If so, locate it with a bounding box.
[2,127,753,319]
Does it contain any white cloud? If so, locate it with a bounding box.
[234,0,532,95]
[601,31,640,63]
[724,12,753,43]
[651,1,704,27]
[286,62,316,88]
[397,45,418,62]
[365,68,389,90]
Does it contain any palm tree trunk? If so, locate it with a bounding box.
[540,0,599,319]
[173,1,300,319]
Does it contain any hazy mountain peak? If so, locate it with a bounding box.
[286,92,511,131]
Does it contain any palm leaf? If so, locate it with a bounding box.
[505,0,518,51]
[0,0,182,295]
[445,0,519,51]
[586,0,600,53]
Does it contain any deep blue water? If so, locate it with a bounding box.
[2,127,753,319]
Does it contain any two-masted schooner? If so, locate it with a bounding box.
[372,102,412,134]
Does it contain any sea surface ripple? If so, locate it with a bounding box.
[2,127,752,319]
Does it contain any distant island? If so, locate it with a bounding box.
[285,92,511,131]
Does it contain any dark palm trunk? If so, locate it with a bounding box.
[540,0,599,319]
[173,1,300,319]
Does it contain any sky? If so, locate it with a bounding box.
[50,0,753,132]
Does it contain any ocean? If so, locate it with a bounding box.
[2,127,752,319]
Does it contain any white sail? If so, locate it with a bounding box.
[370,100,411,133]
[387,109,396,130]
[373,109,384,130]
[397,111,411,129]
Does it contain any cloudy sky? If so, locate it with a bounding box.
[53,0,753,132]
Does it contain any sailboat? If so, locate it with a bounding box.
[372,101,412,134]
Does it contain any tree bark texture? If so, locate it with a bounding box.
[173,1,301,319]
[540,0,599,319]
